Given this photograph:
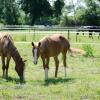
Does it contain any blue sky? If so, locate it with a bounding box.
[49,0,86,16]
[49,0,85,7]
[49,0,78,5]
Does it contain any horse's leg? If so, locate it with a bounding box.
[44,57,49,80]
[1,56,6,77]
[41,56,49,80]
[54,56,59,77]
[62,52,67,77]
[41,56,46,69]
[6,54,11,78]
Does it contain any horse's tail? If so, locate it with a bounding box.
[68,47,72,53]
[69,47,86,56]
[68,44,73,54]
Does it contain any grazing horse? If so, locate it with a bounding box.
[32,34,70,80]
[0,33,25,81]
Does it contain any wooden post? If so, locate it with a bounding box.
[68,30,70,40]
[76,33,79,42]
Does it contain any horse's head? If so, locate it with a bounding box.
[31,42,41,65]
[15,58,26,82]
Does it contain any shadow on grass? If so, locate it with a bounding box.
[44,77,75,86]
[0,76,25,84]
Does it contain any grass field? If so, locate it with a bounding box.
[1,29,100,43]
[0,32,100,100]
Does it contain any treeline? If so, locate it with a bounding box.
[0,0,100,26]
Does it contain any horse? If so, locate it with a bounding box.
[0,33,25,81]
[31,34,70,80]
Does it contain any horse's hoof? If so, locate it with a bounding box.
[5,76,8,79]
[2,75,5,78]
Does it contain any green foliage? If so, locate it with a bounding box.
[18,10,30,25]
[21,0,53,25]
[60,15,75,26]
[75,8,87,25]
[70,0,100,26]
[83,45,94,57]
[0,0,5,22]
[79,0,100,26]
[53,0,65,24]
[0,0,20,25]
[0,0,100,25]
[53,0,64,17]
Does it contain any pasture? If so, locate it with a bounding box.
[0,30,100,100]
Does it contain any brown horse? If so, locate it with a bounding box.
[32,34,70,80]
[0,33,25,81]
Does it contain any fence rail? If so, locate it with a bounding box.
[0,25,100,43]
[0,25,100,31]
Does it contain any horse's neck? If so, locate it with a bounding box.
[9,44,21,64]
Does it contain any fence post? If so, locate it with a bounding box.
[68,30,70,40]
[76,32,79,42]
[33,27,35,41]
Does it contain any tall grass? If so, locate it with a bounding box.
[82,45,94,57]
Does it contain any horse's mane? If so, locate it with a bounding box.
[0,33,13,44]
[0,33,22,63]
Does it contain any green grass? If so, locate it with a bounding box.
[0,43,100,100]
[2,29,100,43]
[0,32,100,99]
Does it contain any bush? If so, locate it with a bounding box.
[82,45,94,57]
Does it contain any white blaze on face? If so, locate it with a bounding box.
[34,48,38,64]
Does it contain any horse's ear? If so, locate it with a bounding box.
[38,42,41,47]
[31,42,34,46]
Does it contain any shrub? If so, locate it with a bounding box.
[82,45,94,57]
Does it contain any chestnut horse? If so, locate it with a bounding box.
[32,34,70,80]
[0,33,25,81]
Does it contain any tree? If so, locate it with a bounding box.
[83,0,100,25]
[0,0,20,25]
[21,0,53,25]
[71,0,100,26]
[0,0,5,23]
[53,0,65,18]
[5,0,20,25]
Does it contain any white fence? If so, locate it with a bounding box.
[0,25,100,43]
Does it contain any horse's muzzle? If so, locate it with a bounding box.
[34,62,37,65]
[34,61,37,65]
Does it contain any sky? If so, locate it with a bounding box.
[49,0,79,5]
[49,0,85,7]
[49,0,86,16]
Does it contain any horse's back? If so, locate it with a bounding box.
[0,33,13,55]
[49,34,70,49]
[40,34,70,57]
